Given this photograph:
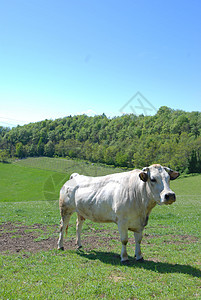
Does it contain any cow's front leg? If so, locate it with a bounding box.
[76,214,85,249]
[134,231,143,261]
[118,222,128,262]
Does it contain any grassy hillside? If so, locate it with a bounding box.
[13,157,123,176]
[0,163,56,202]
[0,158,123,202]
[170,173,201,195]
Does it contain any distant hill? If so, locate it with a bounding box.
[0,106,201,173]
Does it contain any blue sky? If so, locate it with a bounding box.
[0,0,201,127]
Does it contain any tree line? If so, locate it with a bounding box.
[0,106,201,173]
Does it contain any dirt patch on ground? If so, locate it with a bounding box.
[144,233,199,245]
[0,222,120,254]
[0,223,198,255]
[0,222,58,253]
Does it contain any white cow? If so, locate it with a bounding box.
[58,164,179,262]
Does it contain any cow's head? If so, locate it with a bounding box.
[139,164,180,205]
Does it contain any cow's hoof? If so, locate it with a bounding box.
[136,257,144,263]
[58,247,64,251]
[121,259,129,265]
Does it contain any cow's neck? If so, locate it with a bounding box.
[141,182,157,215]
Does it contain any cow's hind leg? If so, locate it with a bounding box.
[134,231,143,261]
[118,222,129,262]
[58,213,72,250]
[76,214,85,249]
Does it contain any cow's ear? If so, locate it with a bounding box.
[164,167,180,180]
[169,170,180,180]
[139,172,148,182]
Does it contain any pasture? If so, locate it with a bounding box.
[0,158,200,299]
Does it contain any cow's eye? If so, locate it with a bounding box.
[150,178,156,182]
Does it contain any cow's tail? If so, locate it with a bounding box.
[65,225,69,236]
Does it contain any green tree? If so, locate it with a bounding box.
[27,144,37,157]
[44,141,55,157]
[55,140,65,157]
[188,150,201,173]
[0,149,9,162]
[37,137,44,156]
[104,146,117,165]
[115,152,128,167]
[16,142,26,158]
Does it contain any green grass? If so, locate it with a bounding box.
[0,158,201,299]
[0,163,68,202]
[1,249,200,300]
[170,173,201,196]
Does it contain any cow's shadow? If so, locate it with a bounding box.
[76,250,201,278]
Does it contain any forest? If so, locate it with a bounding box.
[0,106,201,173]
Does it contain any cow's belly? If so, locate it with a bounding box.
[75,203,117,223]
[128,226,141,232]
[127,217,146,232]
[74,185,117,223]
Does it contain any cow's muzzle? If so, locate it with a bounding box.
[164,192,176,205]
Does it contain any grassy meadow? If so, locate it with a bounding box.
[0,158,200,299]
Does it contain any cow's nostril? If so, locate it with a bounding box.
[165,193,170,200]
[165,193,176,201]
